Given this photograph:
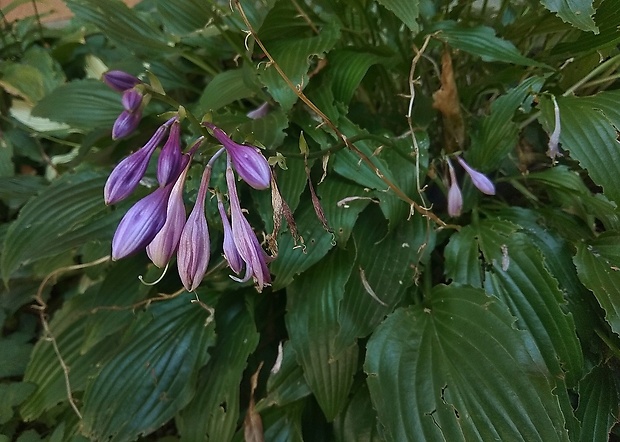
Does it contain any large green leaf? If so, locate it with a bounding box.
[32,80,123,130]
[446,219,583,385]
[553,0,620,53]
[286,247,357,421]
[81,293,216,442]
[539,91,620,204]
[375,0,419,32]
[335,212,434,352]
[67,0,173,54]
[327,49,387,105]
[576,365,619,442]
[574,232,620,336]
[177,295,259,442]
[540,0,598,33]
[156,0,212,35]
[1,170,117,281]
[21,293,120,420]
[431,21,546,67]
[198,69,257,112]
[334,384,385,442]
[258,6,341,110]
[468,77,545,172]
[270,202,335,290]
[365,285,570,442]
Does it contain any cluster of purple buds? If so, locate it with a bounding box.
[103,70,145,140]
[446,156,495,217]
[103,76,273,292]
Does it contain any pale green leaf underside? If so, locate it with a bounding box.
[376,0,419,32]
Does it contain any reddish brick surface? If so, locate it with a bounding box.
[1,0,140,23]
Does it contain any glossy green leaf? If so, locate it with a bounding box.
[539,91,620,204]
[286,247,357,421]
[553,0,620,53]
[468,77,545,171]
[81,294,216,442]
[365,284,570,442]
[257,341,312,412]
[574,232,620,336]
[1,170,117,281]
[21,295,121,420]
[0,176,47,211]
[0,382,35,425]
[270,202,335,290]
[31,80,123,129]
[156,0,212,35]
[432,21,546,67]
[376,0,419,32]
[67,0,173,54]
[576,364,620,442]
[540,0,597,33]
[328,49,387,104]
[446,219,584,385]
[199,69,257,112]
[258,11,340,109]
[177,296,259,442]
[336,213,434,352]
[334,384,385,442]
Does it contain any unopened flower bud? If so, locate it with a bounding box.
[112,109,142,140]
[157,120,184,186]
[204,122,271,190]
[177,166,212,291]
[447,159,462,217]
[104,118,174,205]
[217,194,243,274]
[226,160,271,291]
[122,88,143,112]
[102,70,141,92]
[456,156,496,196]
[146,164,189,268]
[111,184,173,260]
[247,102,270,120]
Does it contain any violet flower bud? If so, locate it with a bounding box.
[456,156,496,196]
[226,160,271,291]
[146,164,189,268]
[103,70,141,92]
[447,159,462,218]
[157,120,184,186]
[217,194,243,274]
[177,166,212,291]
[122,88,143,112]
[203,122,271,190]
[104,118,174,205]
[111,184,173,260]
[246,102,270,120]
[547,95,562,161]
[112,109,142,140]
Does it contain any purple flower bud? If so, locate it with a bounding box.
[122,88,143,112]
[157,120,184,186]
[456,156,496,196]
[246,102,270,120]
[217,194,243,274]
[103,70,141,92]
[226,162,271,291]
[111,184,173,260]
[204,122,271,190]
[177,166,212,291]
[547,95,562,161]
[112,109,142,140]
[447,159,462,217]
[104,119,173,205]
[146,165,189,268]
